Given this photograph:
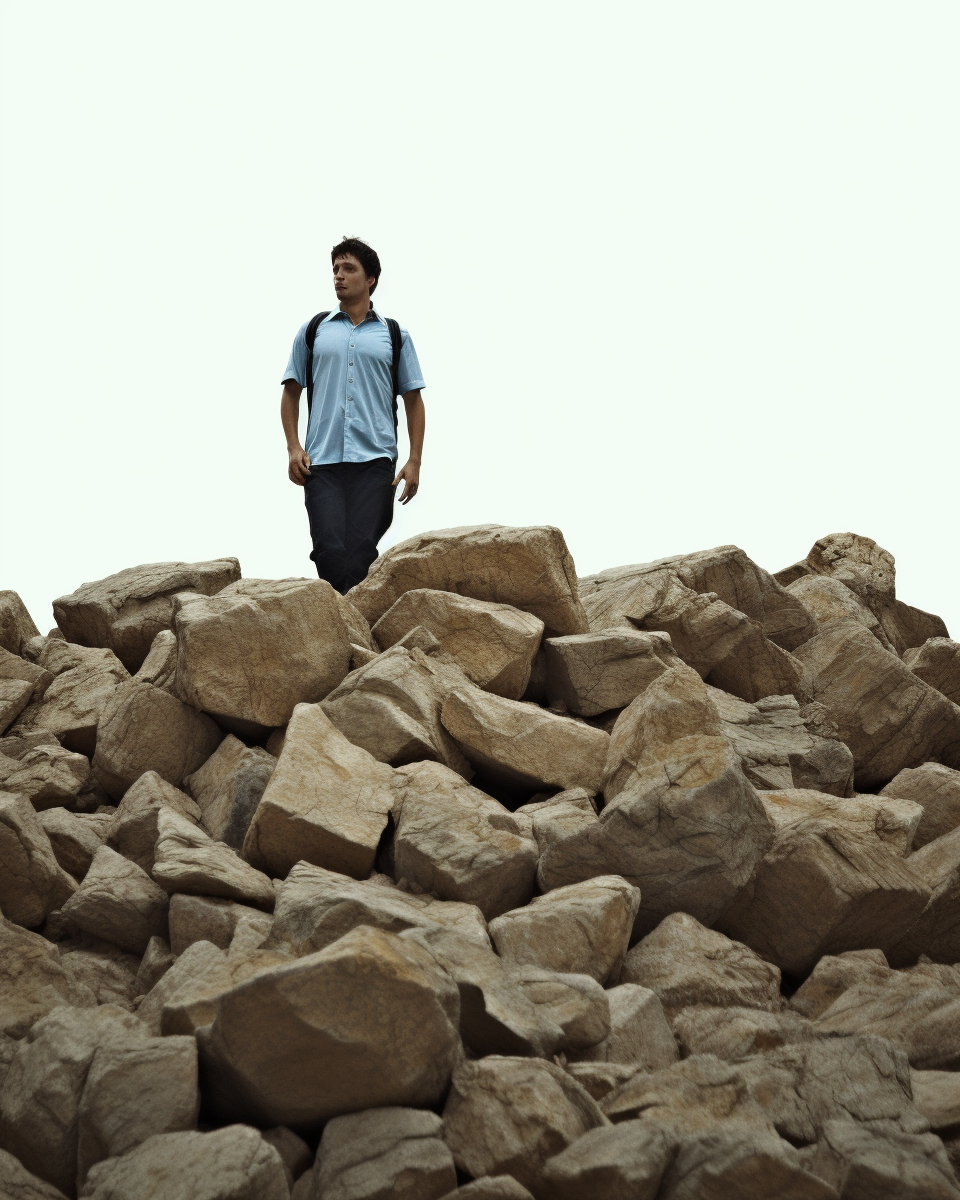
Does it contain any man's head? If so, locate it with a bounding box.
[331,236,380,306]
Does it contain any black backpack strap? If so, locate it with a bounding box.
[386,317,402,436]
[303,311,330,417]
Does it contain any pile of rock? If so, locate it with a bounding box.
[2,525,960,1199]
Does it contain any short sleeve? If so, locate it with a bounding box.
[397,329,426,394]
[281,322,309,387]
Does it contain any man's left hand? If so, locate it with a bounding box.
[393,460,420,504]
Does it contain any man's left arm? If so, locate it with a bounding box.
[393,390,425,504]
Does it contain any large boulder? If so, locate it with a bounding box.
[540,665,774,934]
[793,618,960,790]
[0,915,95,1038]
[543,628,679,717]
[105,770,203,872]
[441,1056,607,1195]
[619,913,782,1020]
[348,524,589,636]
[198,925,460,1128]
[0,743,90,810]
[92,680,223,800]
[264,861,490,956]
[882,763,960,848]
[79,1126,288,1200]
[52,559,240,672]
[488,876,639,984]
[173,578,352,734]
[579,545,813,703]
[0,791,76,927]
[371,589,544,699]
[540,1120,678,1200]
[184,734,275,849]
[886,826,960,966]
[566,983,679,1071]
[804,1119,960,1200]
[12,645,130,757]
[60,846,169,954]
[0,590,41,656]
[39,808,111,879]
[392,760,537,919]
[150,807,275,910]
[312,1108,456,1200]
[905,638,960,706]
[440,686,609,796]
[241,703,397,880]
[659,1129,839,1200]
[320,645,473,774]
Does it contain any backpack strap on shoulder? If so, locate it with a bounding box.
[386,317,402,437]
[303,311,330,416]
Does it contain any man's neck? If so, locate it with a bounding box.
[339,297,372,327]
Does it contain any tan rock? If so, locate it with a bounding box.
[264,860,490,957]
[184,735,274,849]
[440,686,609,795]
[313,1107,456,1200]
[619,913,782,1021]
[348,524,589,636]
[442,1056,607,1194]
[392,760,537,919]
[507,967,610,1053]
[0,1004,152,1195]
[887,826,960,965]
[199,926,460,1127]
[0,642,52,697]
[60,846,169,953]
[150,807,274,909]
[38,809,110,878]
[105,770,202,872]
[0,1147,69,1199]
[436,1179,534,1200]
[716,818,930,976]
[334,590,376,651]
[0,791,76,926]
[12,646,130,757]
[882,763,960,849]
[489,876,639,984]
[787,571,897,650]
[813,965,960,1070]
[540,1120,678,1200]
[398,925,568,1059]
[537,665,775,932]
[530,791,600,892]
[709,687,854,796]
[133,630,178,691]
[76,1035,199,1190]
[672,1005,823,1062]
[0,915,96,1037]
[173,578,351,733]
[52,559,241,672]
[134,939,225,1035]
[320,645,473,773]
[260,1126,311,1190]
[92,680,223,800]
[79,1126,289,1200]
[372,588,544,700]
[0,590,41,656]
[168,893,272,956]
[804,1119,959,1200]
[157,947,290,1038]
[565,1062,644,1103]
[905,637,960,706]
[543,628,680,716]
[0,743,90,810]
[794,619,960,789]
[59,945,140,1011]
[579,546,812,702]
[566,983,679,1070]
[912,1069,960,1131]
[241,702,397,880]
[787,948,892,1019]
[758,786,921,855]
[133,935,175,994]
[660,1129,838,1200]
[601,1054,775,1133]
[0,677,34,733]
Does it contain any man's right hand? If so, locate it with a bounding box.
[288,446,311,485]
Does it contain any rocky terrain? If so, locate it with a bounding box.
[2,525,960,1199]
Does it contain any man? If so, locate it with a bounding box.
[280,237,426,594]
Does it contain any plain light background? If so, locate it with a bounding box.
[1,1,957,635]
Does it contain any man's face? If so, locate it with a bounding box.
[333,254,375,305]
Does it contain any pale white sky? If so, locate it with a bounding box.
[1,1,957,636]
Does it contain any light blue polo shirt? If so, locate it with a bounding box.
[282,308,425,465]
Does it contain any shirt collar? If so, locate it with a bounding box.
[323,305,385,325]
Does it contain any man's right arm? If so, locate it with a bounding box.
[281,381,311,485]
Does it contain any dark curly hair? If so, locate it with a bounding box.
[331,237,381,294]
